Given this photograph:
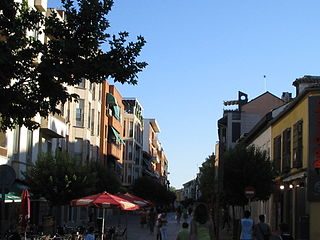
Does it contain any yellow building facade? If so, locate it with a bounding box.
[271,87,320,239]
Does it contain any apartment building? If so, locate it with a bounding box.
[143,118,169,186]
[122,98,144,186]
[64,79,102,164]
[100,81,125,175]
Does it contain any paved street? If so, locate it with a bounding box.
[106,212,233,240]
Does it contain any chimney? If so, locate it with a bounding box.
[292,75,320,96]
[281,92,292,103]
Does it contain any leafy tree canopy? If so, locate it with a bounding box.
[0,0,147,131]
[130,176,176,205]
[23,151,97,207]
[89,161,121,194]
[223,145,275,206]
[23,151,121,208]
[198,153,216,203]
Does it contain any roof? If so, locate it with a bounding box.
[292,75,320,87]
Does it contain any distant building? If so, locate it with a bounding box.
[122,98,144,186]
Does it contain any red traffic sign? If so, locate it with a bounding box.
[244,186,255,199]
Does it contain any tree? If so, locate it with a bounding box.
[89,162,121,194]
[223,145,275,206]
[198,153,216,203]
[130,176,176,205]
[23,151,97,209]
[0,0,147,131]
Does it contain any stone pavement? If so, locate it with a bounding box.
[107,212,233,240]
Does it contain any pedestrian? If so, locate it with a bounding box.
[277,223,294,240]
[147,207,157,234]
[182,208,189,222]
[190,202,214,240]
[221,208,231,230]
[159,212,168,240]
[84,227,95,240]
[239,210,254,240]
[176,222,190,240]
[176,206,182,224]
[156,212,163,240]
[253,215,271,240]
[139,208,147,228]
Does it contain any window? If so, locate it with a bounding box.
[282,128,291,173]
[232,112,241,120]
[232,122,241,142]
[128,142,133,160]
[75,99,84,127]
[26,130,33,164]
[91,109,95,135]
[293,120,303,168]
[92,84,96,100]
[129,121,133,137]
[123,120,126,137]
[74,138,83,160]
[87,102,91,129]
[0,131,7,149]
[97,111,100,136]
[12,127,20,160]
[98,84,102,101]
[273,135,281,173]
[76,78,85,88]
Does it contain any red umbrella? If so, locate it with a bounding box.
[124,193,154,207]
[71,192,139,240]
[71,191,139,210]
[18,189,30,233]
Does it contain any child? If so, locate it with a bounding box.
[176,222,190,240]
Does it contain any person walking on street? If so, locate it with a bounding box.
[159,212,168,240]
[190,203,214,240]
[253,215,271,240]
[176,206,182,225]
[147,207,157,234]
[221,208,231,230]
[240,210,254,240]
[176,222,190,240]
[156,212,163,240]
[139,208,147,228]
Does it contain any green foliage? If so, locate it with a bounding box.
[23,151,96,206]
[0,0,147,131]
[23,151,122,207]
[89,162,121,194]
[130,176,176,205]
[223,145,275,206]
[198,153,216,203]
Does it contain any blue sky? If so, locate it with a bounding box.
[49,0,320,188]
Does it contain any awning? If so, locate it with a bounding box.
[110,126,125,145]
[107,93,117,106]
[112,105,120,120]
[282,171,306,182]
[0,192,21,203]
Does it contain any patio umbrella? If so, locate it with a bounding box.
[18,189,30,238]
[71,192,139,240]
[124,193,154,207]
[115,193,147,208]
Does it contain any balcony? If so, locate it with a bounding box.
[40,114,66,138]
[107,140,121,160]
[108,116,121,133]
